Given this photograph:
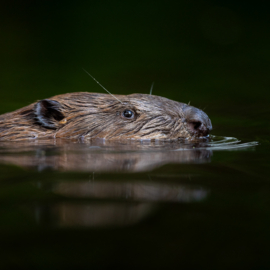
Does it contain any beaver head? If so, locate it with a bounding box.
[0,92,212,141]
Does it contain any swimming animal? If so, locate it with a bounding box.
[0,92,212,141]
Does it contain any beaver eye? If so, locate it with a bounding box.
[122,109,134,119]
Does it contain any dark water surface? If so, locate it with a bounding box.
[0,134,268,269]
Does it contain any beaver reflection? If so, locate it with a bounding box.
[0,139,212,172]
[35,179,208,227]
[1,140,211,227]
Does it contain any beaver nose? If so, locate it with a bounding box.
[183,105,212,137]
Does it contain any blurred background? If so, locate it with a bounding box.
[0,0,270,142]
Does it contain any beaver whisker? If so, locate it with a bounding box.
[150,82,154,95]
[82,68,123,104]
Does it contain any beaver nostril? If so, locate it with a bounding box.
[192,121,201,130]
[187,121,202,133]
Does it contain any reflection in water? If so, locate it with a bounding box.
[0,136,257,227]
[0,138,213,172]
[35,179,208,227]
[0,136,258,172]
[53,181,207,202]
[52,203,155,227]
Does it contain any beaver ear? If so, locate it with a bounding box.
[34,99,65,129]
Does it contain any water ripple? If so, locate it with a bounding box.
[207,135,258,150]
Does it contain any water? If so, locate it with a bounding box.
[0,136,258,172]
[0,135,267,269]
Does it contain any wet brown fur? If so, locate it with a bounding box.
[0,92,209,141]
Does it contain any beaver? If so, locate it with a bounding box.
[0,92,212,141]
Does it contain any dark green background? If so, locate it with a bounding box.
[1,1,270,138]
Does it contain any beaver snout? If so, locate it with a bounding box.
[183,106,212,138]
